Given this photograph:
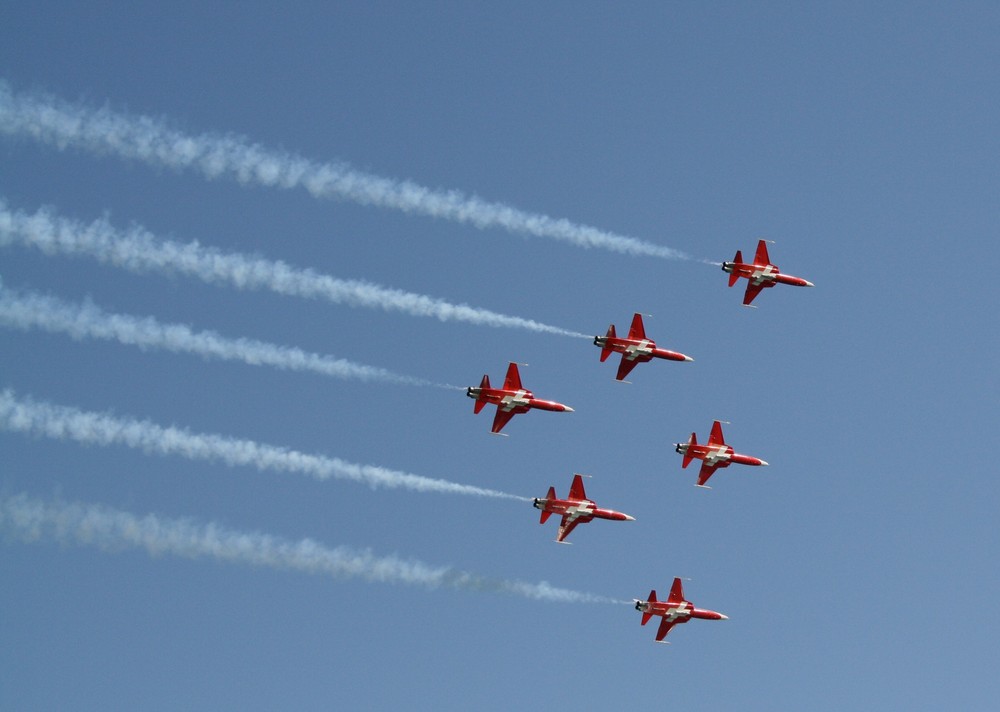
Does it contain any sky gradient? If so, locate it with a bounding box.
[2,4,998,710]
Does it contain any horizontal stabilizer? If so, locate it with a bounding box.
[640,592,656,626]
[681,433,697,468]
[600,324,615,362]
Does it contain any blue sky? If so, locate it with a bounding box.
[1,3,997,710]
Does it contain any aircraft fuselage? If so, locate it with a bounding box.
[533,497,634,523]
[634,599,727,623]
[466,386,572,414]
[722,260,813,288]
[593,335,691,363]
[674,441,766,468]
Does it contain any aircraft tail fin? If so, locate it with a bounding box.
[473,374,490,413]
[641,590,657,625]
[682,433,697,468]
[539,487,556,524]
[668,577,685,603]
[728,250,743,286]
[600,324,616,362]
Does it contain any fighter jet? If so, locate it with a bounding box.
[533,474,635,543]
[722,239,814,306]
[634,577,728,643]
[466,362,574,434]
[675,420,768,487]
[594,313,693,382]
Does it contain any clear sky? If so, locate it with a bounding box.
[1,3,997,710]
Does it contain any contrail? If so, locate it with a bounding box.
[0,493,622,604]
[0,281,446,386]
[0,390,524,500]
[0,80,689,261]
[0,200,588,338]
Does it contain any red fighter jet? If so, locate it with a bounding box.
[675,420,768,488]
[634,577,728,643]
[594,313,693,382]
[466,362,574,434]
[722,239,814,306]
[533,474,635,544]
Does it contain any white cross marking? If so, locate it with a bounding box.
[665,603,691,621]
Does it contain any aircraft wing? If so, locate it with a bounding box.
[568,474,588,501]
[655,618,678,642]
[743,281,765,305]
[615,355,640,382]
[491,407,518,433]
[556,515,582,543]
[697,462,718,487]
[753,239,771,266]
[627,313,646,340]
[502,362,523,391]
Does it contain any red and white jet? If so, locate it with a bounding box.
[634,577,728,643]
[466,362,574,434]
[722,239,814,306]
[533,474,635,543]
[594,313,693,382]
[675,420,768,488]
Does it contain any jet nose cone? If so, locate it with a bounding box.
[759,460,769,466]
[719,614,729,620]
[624,515,636,521]
[804,280,815,287]
[563,406,575,412]
[683,355,694,362]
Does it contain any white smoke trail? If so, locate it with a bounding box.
[0,282,444,386]
[0,80,689,261]
[0,390,522,500]
[0,493,621,604]
[0,201,588,338]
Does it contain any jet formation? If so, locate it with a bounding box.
[463,241,810,643]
